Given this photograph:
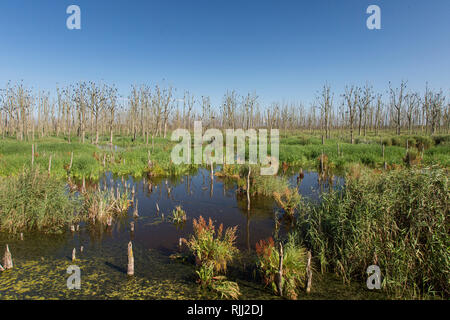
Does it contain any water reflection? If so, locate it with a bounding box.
[84,169,344,253]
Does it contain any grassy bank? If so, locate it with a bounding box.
[279,133,450,170]
[0,132,448,180]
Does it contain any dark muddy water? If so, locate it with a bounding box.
[0,169,383,300]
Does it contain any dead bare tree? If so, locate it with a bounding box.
[87,82,107,145]
[358,84,374,137]
[405,92,419,134]
[429,90,445,135]
[389,80,407,136]
[343,85,358,144]
[106,85,119,146]
[317,84,333,140]
[184,90,195,132]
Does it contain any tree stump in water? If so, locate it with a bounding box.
[247,167,251,212]
[133,199,139,218]
[275,242,283,297]
[72,248,76,261]
[3,245,13,269]
[127,241,134,276]
[178,238,183,252]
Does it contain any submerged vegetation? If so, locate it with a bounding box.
[170,206,187,225]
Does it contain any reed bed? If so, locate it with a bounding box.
[297,166,449,299]
[0,168,82,234]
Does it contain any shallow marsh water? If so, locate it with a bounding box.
[0,169,384,300]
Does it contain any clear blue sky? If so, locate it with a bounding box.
[0,0,449,106]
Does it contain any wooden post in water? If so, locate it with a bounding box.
[127,241,134,276]
[3,245,13,269]
[133,199,139,218]
[178,238,183,251]
[156,202,160,214]
[20,233,23,240]
[320,151,324,174]
[275,242,283,297]
[210,158,214,180]
[306,250,312,293]
[72,248,76,261]
[130,221,135,232]
[247,166,251,212]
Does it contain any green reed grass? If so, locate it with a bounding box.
[0,167,82,234]
[296,166,449,299]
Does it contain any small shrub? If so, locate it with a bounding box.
[414,135,433,150]
[360,154,376,167]
[171,205,187,224]
[432,135,450,146]
[255,236,307,299]
[273,188,301,216]
[82,186,131,224]
[249,175,289,197]
[382,137,392,146]
[391,136,403,147]
[403,149,422,167]
[184,216,238,273]
[184,216,240,299]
